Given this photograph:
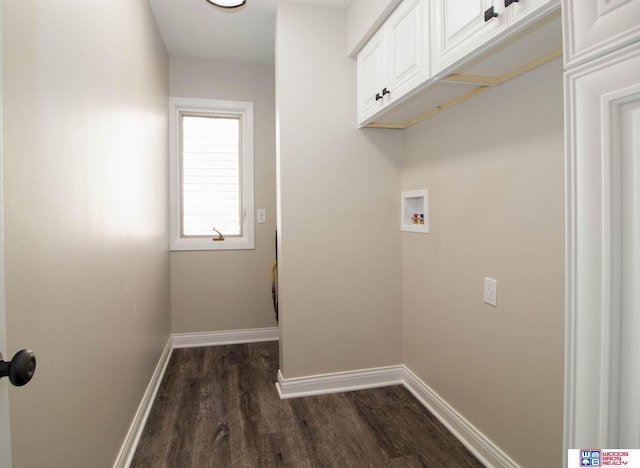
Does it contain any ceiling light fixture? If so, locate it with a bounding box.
[205,0,246,8]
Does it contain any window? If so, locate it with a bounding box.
[169,97,254,250]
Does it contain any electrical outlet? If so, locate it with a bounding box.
[257,209,267,224]
[483,277,497,307]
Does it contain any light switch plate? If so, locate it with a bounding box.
[483,277,497,307]
[257,209,266,224]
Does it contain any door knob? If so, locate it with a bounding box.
[505,0,519,6]
[382,87,391,96]
[0,349,36,387]
[375,92,383,101]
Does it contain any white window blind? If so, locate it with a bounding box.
[181,114,241,236]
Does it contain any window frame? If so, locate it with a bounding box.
[169,97,254,251]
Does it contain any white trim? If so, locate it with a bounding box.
[402,367,519,468]
[276,364,518,467]
[563,41,640,455]
[172,327,279,349]
[275,366,405,399]
[0,5,12,465]
[113,337,173,468]
[562,0,640,70]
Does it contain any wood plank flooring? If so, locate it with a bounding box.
[131,342,483,467]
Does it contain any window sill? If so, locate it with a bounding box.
[170,236,254,251]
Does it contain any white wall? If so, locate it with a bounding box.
[402,59,565,467]
[276,1,403,378]
[169,58,278,333]
[2,1,170,466]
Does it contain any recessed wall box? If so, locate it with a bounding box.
[401,189,428,233]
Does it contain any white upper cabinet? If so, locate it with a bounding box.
[357,0,429,125]
[431,0,504,75]
[357,30,387,123]
[563,0,640,69]
[431,0,558,76]
[386,0,430,102]
[357,0,560,128]
[506,0,556,23]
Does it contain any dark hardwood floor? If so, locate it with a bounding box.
[131,342,483,467]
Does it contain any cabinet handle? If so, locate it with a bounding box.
[504,0,519,6]
[382,87,391,96]
[375,92,383,101]
[484,6,498,22]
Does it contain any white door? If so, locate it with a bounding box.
[0,4,14,466]
[386,0,429,104]
[564,40,640,451]
[430,0,504,75]
[357,28,386,124]
[618,95,640,447]
[562,0,640,68]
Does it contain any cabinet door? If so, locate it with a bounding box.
[386,0,429,104]
[563,0,640,68]
[505,0,558,27]
[431,0,505,75]
[357,30,386,124]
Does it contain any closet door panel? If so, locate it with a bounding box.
[617,94,640,449]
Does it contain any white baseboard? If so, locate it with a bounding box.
[113,336,174,468]
[172,326,279,348]
[402,367,518,468]
[276,363,518,468]
[276,365,405,399]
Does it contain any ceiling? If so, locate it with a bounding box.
[148,0,352,65]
